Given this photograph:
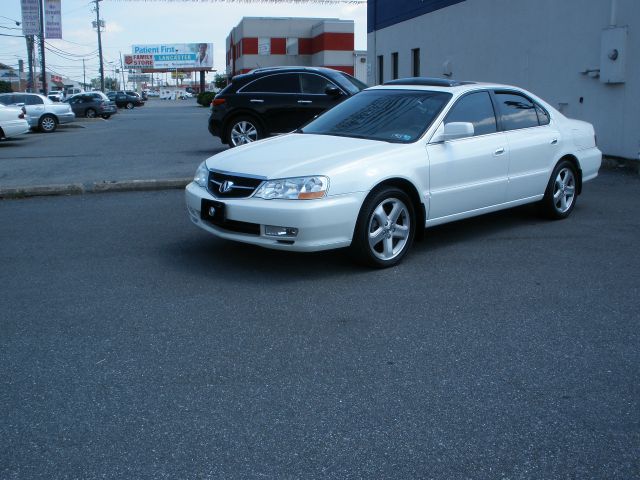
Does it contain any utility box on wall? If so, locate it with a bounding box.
[600,26,627,84]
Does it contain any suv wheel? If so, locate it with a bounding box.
[227,116,262,147]
[85,108,97,118]
[125,102,134,110]
[39,114,57,133]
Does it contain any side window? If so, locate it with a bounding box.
[495,92,539,130]
[25,95,43,105]
[12,94,26,105]
[0,95,13,105]
[444,91,497,136]
[300,74,335,94]
[535,103,550,125]
[241,74,301,94]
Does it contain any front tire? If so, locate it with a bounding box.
[350,187,415,268]
[39,114,57,133]
[541,160,578,219]
[226,116,263,147]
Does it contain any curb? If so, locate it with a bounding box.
[0,178,191,199]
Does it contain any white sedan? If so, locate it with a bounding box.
[0,104,30,140]
[186,79,601,267]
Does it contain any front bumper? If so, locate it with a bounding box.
[185,181,366,252]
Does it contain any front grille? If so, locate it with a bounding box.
[207,170,264,199]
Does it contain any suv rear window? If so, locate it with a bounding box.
[241,73,300,94]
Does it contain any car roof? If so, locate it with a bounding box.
[369,78,523,94]
[233,66,345,83]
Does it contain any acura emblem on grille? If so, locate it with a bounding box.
[220,180,234,193]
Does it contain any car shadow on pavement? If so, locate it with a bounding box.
[163,203,547,282]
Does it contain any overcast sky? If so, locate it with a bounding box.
[0,0,367,84]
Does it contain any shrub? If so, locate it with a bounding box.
[0,81,12,93]
[197,91,216,107]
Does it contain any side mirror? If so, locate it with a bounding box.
[442,122,474,141]
[325,86,342,97]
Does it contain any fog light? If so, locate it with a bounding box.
[265,225,298,237]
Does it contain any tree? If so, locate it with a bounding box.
[0,81,12,93]
[90,76,118,91]
[213,73,227,90]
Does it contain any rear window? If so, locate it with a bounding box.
[241,73,301,94]
[494,91,539,131]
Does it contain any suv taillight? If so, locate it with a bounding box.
[212,98,225,107]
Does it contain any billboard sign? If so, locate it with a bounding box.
[123,54,154,69]
[44,0,62,39]
[20,0,40,35]
[131,43,213,70]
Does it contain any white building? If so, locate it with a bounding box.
[367,0,639,161]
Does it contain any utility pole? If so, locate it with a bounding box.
[83,58,86,89]
[119,52,126,90]
[26,35,35,92]
[93,0,105,91]
[38,0,47,94]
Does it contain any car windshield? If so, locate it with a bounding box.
[338,72,367,94]
[301,89,451,143]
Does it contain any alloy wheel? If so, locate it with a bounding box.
[230,121,258,146]
[553,167,576,214]
[367,197,411,261]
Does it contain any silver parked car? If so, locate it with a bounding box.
[0,93,75,133]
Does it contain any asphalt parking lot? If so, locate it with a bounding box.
[1,101,639,479]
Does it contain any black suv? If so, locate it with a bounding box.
[208,66,367,147]
[106,91,145,109]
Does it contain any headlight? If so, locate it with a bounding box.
[254,176,329,200]
[194,161,209,187]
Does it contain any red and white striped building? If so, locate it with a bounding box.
[226,17,356,78]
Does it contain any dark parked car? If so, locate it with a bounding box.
[65,92,117,119]
[106,91,144,109]
[208,66,367,147]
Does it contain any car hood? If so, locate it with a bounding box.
[205,133,402,180]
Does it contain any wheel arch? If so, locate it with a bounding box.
[364,177,426,241]
[556,154,583,195]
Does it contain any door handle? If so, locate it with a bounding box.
[297,100,312,104]
[249,99,264,103]
[551,138,558,145]
[494,147,505,156]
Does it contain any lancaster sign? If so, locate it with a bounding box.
[130,43,213,71]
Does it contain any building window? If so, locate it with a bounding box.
[286,38,298,56]
[392,52,398,80]
[258,37,270,55]
[377,55,384,84]
[412,48,420,77]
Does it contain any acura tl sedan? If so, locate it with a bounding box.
[186,78,601,268]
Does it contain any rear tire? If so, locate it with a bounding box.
[350,187,415,268]
[540,160,578,219]
[101,114,111,119]
[125,102,134,110]
[225,116,263,147]
[85,108,97,118]
[39,114,57,133]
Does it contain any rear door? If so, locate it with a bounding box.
[493,91,560,200]
[237,73,302,134]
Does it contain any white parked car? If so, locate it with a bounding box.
[0,92,75,133]
[0,104,30,140]
[185,79,601,267]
